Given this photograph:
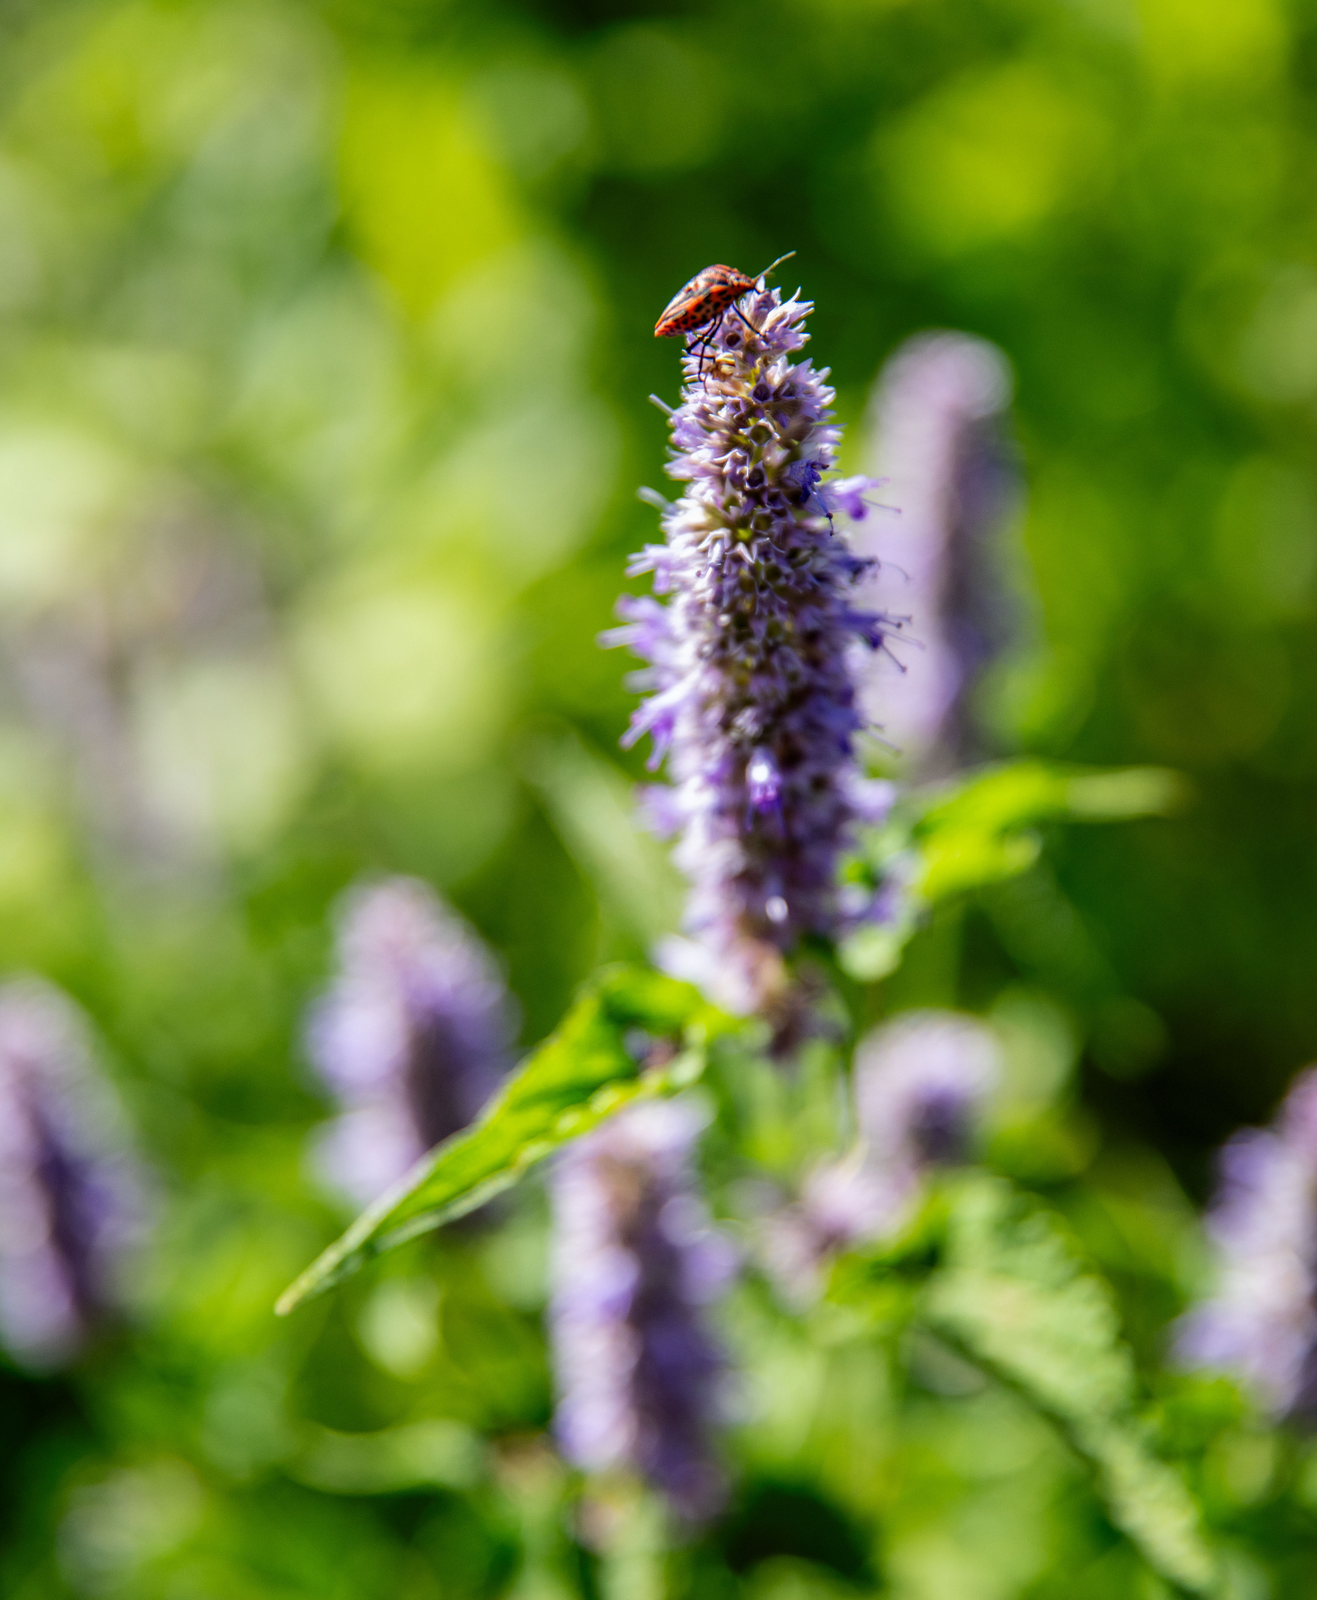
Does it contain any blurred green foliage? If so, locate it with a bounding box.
[3,0,1317,1594]
[277,966,720,1313]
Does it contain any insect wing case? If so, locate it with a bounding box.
[654,266,755,337]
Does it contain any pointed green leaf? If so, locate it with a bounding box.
[923,1174,1216,1595]
[276,966,728,1316]
[840,761,1185,981]
[912,761,1186,904]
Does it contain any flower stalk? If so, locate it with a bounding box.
[765,1010,1000,1301]
[549,1100,731,1524]
[0,978,146,1367]
[307,877,514,1205]
[608,277,896,1018]
[1176,1068,1317,1420]
[857,330,1018,774]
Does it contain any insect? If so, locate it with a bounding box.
[654,252,796,380]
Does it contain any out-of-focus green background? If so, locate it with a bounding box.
[3,0,1317,1594]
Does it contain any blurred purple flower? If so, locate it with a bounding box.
[853,1009,1001,1172]
[765,1011,1000,1302]
[1176,1068,1317,1420]
[854,331,1019,775]
[307,877,515,1206]
[0,978,146,1368]
[606,280,900,1017]
[550,1099,733,1522]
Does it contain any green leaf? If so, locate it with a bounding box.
[839,761,1186,981]
[917,760,1183,855]
[911,760,1186,905]
[922,1173,1217,1595]
[276,966,728,1316]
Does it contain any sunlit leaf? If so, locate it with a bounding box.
[276,966,728,1315]
[913,760,1186,847]
[839,761,1185,980]
[923,1173,1217,1594]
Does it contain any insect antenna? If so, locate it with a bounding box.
[735,253,795,351]
[753,250,796,285]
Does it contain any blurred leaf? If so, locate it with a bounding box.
[341,67,520,316]
[291,1420,484,1495]
[525,728,684,947]
[912,761,1186,903]
[839,761,1185,980]
[276,966,729,1315]
[923,1173,1217,1595]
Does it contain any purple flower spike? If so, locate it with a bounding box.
[550,1099,733,1523]
[0,978,146,1369]
[765,1011,999,1302]
[307,877,515,1206]
[855,331,1018,775]
[853,1009,1001,1172]
[608,279,901,1017]
[1176,1068,1317,1421]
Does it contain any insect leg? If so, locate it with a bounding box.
[731,302,758,339]
[697,312,727,383]
[686,329,712,381]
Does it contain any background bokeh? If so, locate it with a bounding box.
[2,0,1316,1594]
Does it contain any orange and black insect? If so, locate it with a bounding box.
[655,252,795,380]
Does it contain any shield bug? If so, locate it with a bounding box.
[655,252,795,380]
